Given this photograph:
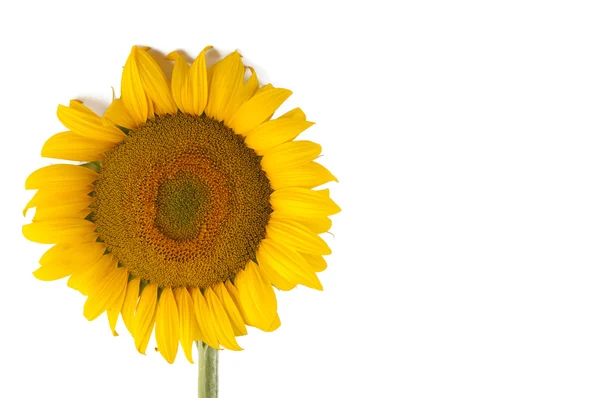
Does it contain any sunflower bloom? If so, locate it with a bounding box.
[23,46,339,364]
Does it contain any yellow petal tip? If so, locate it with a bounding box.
[165,51,181,61]
[31,269,45,281]
[132,45,150,53]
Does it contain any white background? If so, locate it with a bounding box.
[1,0,600,397]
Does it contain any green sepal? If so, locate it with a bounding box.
[81,161,102,173]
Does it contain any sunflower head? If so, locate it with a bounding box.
[23,46,339,364]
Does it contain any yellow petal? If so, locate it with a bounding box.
[33,242,106,281]
[23,218,96,244]
[155,288,180,363]
[229,87,292,136]
[103,98,137,130]
[24,187,93,218]
[133,283,158,354]
[107,277,128,336]
[32,244,73,281]
[301,217,332,234]
[259,266,297,291]
[223,66,259,124]
[279,107,307,121]
[250,248,298,291]
[266,218,331,255]
[190,288,220,349]
[40,242,106,270]
[205,287,242,350]
[267,161,337,190]
[235,261,278,331]
[134,47,177,115]
[301,253,328,272]
[266,313,281,332]
[68,99,97,116]
[67,253,114,294]
[270,188,341,218]
[30,192,92,221]
[206,51,244,121]
[166,51,192,114]
[270,211,332,235]
[174,287,200,363]
[83,261,128,321]
[188,46,213,116]
[107,309,120,336]
[256,239,323,290]
[41,131,114,162]
[224,280,250,324]
[244,110,314,154]
[122,278,140,334]
[261,141,322,171]
[57,104,125,144]
[213,283,247,336]
[25,164,98,190]
[122,46,151,125]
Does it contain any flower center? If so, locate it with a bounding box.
[155,170,211,241]
[92,113,272,288]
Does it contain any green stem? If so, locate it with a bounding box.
[198,341,218,398]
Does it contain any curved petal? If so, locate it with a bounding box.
[266,218,331,255]
[244,109,314,154]
[57,103,125,143]
[155,287,180,363]
[213,283,247,336]
[223,66,259,125]
[29,192,92,221]
[23,218,96,244]
[122,278,141,334]
[224,280,250,324]
[107,277,128,336]
[23,185,94,221]
[83,261,128,321]
[41,131,114,162]
[174,287,200,363]
[259,266,297,291]
[103,98,137,130]
[205,287,242,350]
[235,261,278,331]
[190,288,220,349]
[256,239,322,290]
[267,161,338,190]
[301,253,328,272]
[33,242,106,281]
[133,283,158,354]
[266,313,281,332]
[32,244,73,281]
[270,211,332,235]
[25,164,97,191]
[68,99,97,116]
[121,47,152,125]
[270,188,341,218]
[189,46,213,116]
[166,51,192,114]
[228,87,292,136]
[261,141,322,171]
[205,51,244,121]
[134,47,177,115]
[67,253,114,294]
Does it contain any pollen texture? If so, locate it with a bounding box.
[92,113,272,288]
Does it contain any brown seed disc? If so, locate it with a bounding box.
[92,113,272,288]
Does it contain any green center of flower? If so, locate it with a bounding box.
[92,113,273,289]
[155,171,211,241]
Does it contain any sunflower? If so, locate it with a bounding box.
[22,46,339,364]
